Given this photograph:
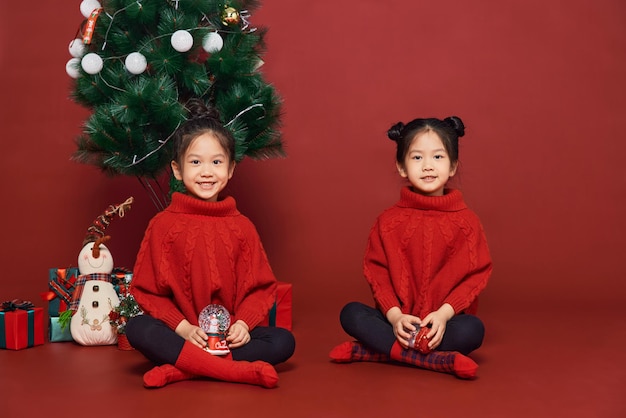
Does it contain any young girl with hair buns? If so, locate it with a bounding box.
[126,99,295,389]
[330,116,492,379]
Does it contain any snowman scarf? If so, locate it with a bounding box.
[70,273,114,312]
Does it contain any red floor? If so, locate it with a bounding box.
[1,302,624,417]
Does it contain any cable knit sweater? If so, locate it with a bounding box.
[131,192,277,331]
[364,187,492,318]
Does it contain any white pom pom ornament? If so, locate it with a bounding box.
[66,58,81,79]
[125,52,147,75]
[171,30,193,52]
[68,39,85,58]
[202,32,223,54]
[80,0,101,18]
[81,53,103,75]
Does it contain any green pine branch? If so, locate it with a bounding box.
[69,0,284,185]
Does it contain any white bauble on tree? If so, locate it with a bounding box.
[125,52,147,75]
[80,0,101,18]
[81,53,103,75]
[202,32,223,54]
[68,39,85,58]
[171,30,193,52]
[66,58,81,79]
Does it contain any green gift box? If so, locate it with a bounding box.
[49,316,73,342]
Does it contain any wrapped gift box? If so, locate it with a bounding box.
[49,316,73,342]
[0,303,44,350]
[260,282,292,330]
[44,268,79,316]
[48,298,69,318]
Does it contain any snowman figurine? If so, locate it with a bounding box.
[70,197,133,346]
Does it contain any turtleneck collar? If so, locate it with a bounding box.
[396,187,467,212]
[166,192,240,217]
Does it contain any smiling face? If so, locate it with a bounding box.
[396,130,457,196]
[78,242,114,275]
[171,132,235,202]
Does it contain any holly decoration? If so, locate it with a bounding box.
[109,294,142,335]
[67,0,284,209]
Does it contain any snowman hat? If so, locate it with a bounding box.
[82,197,134,252]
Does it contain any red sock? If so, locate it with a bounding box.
[390,342,478,379]
[175,342,278,388]
[143,364,196,388]
[329,341,391,363]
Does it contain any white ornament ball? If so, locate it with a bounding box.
[202,32,223,54]
[171,30,193,52]
[81,53,103,75]
[68,39,85,58]
[80,0,101,18]
[66,58,81,79]
[125,52,147,75]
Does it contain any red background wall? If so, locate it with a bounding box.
[1,1,625,318]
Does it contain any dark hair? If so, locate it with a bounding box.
[171,98,236,167]
[387,116,465,166]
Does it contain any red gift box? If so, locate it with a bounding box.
[260,282,292,330]
[0,304,44,350]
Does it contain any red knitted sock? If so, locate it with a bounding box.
[143,364,196,388]
[329,341,391,363]
[175,342,278,388]
[389,342,477,379]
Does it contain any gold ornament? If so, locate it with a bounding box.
[222,6,240,26]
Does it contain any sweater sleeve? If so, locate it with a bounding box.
[130,220,186,330]
[363,219,402,314]
[230,221,277,329]
[443,219,492,314]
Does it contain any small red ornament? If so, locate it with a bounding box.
[82,8,103,45]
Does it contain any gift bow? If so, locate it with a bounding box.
[40,268,78,304]
[57,269,78,290]
[1,299,35,312]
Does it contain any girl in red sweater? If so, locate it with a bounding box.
[125,100,295,388]
[330,116,492,379]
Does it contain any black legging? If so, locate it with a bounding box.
[339,301,484,356]
[125,315,295,366]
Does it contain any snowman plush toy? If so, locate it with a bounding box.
[69,197,133,346]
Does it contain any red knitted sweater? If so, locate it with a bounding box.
[130,192,277,331]
[364,187,492,318]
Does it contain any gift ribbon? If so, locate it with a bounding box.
[267,302,277,327]
[27,310,35,347]
[0,312,5,348]
[58,268,78,290]
[1,299,34,312]
[41,268,78,305]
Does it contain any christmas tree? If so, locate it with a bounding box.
[66,0,283,209]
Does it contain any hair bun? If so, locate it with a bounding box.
[387,122,405,142]
[185,98,221,122]
[444,116,465,138]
